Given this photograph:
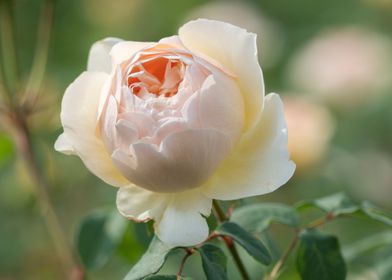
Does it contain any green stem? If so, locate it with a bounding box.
[212,200,250,280]
[0,0,20,103]
[13,112,83,279]
[267,231,299,280]
[212,200,227,222]
[177,248,194,278]
[266,213,337,279]
[23,0,54,105]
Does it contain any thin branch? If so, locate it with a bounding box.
[177,248,194,278]
[212,200,250,280]
[267,230,299,280]
[23,0,54,105]
[0,0,19,104]
[266,213,337,279]
[307,212,335,229]
[12,113,83,279]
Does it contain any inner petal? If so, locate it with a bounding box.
[127,55,185,98]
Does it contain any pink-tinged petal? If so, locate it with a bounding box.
[183,73,244,141]
[158,35,186,49]
[115,119,139,148]
[118,111,155,138]
[155,190,211,246]
[55,71,129,187]
[87,37,123,73]
[153,119,190,143]
[202,93,296,200]
[116,185,166,222]
[110,41,154,65]
[179,19,264,131]
[111,129,232,192]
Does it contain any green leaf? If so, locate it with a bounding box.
[117,224,145,263]
[198,244,227,280]
[377,254,392,280]
[0,134,14,168]
[343,231,392,263]
[296,193,392,227]
[124,237,176,280]
[216,222,271,265]
[143,275,192,280]
[296,192,359,216]
[143,276,177,280]
[360,201,392,226]
[76,210,127,270]
[296,229,347,280]
[230,203,300,233]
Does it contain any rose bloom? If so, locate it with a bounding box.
[283,96,334,171]
[288,27,392,108]
[55,19,295,246]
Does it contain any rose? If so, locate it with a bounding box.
[55,19,295,246]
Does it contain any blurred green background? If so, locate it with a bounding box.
[1,0,392,279]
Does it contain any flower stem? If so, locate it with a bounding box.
[212,200,250,280]
[13,113,84,279]
[177,248,194,278]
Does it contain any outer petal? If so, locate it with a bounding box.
[55,71,129,187]
[202,93,296,200]
[54,133,75,155]
[111,129,232,193]
[179,19,264,131]
[117,185,211,246]
[110,41,154,65]
[116,185,165,222]
[156,190,211,246]
[87,37,122,73]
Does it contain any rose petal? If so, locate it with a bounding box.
[54,133,75,155]
[116,186,211,246]
[202,93,296,200]
[110,41,154,65]
[158,35,186,49]
[87,37,123,73]
[183,73,244,141]
[179,18,264,131]
[116,185,165,222]
[55,71,129,187]
[156,190,211,246]
[111,129,232,192]
[153,119,190,143]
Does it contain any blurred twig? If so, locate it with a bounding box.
[0,0,20,105]
[0,0,84,278]
[13,111,83,279]
[23,0,54,106]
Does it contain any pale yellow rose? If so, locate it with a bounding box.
[55,19,295,246]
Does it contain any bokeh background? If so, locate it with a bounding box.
[1,0,392,279]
